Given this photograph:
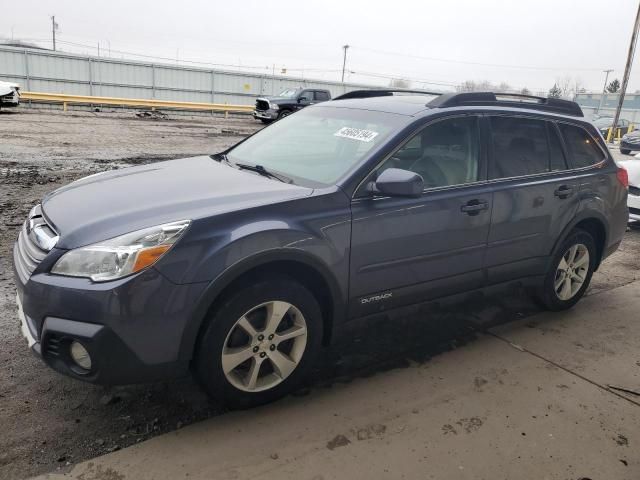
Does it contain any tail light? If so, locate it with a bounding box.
[617,167,629,189]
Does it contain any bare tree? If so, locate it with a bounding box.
[456,80,515,93]
[553,75,583,99]
[389,78,411,89]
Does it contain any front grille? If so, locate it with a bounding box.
[13,205,58,284]
[630,207,640,215]
[629,185,640,196]
[256,99,269,111]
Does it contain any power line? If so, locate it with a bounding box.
[352,45,612,73]
[51,39,272,71]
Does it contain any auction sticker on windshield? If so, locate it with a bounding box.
[334,127,379,142]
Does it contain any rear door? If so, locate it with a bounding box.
[315,90,331,103]
[484,115,580,284]
[349,115,493,317]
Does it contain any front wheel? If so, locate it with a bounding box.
[537,229,597,311]
[621,148,631,155]
[277,109,292,120]
[194,276,323,408]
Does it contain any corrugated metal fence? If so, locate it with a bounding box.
[0,46,372,106]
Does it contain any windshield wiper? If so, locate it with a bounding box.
[234,162,293,184]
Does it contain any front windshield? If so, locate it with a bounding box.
[227,106,407,186]
[278,89,299,98]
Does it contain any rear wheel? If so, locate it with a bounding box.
[195,276,323,408]
[537,229,596,311]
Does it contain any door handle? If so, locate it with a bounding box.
[460,199,488,215]
[554,185,574,199]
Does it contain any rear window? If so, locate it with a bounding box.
[558,124,605,169]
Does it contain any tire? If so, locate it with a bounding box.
[621,148,631,155]
[260,118,272,124]
[277,109,292,120]
[536,229,597,311]
[194,275,323,408]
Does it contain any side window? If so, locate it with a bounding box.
[377,116,480,189]
[299,90,312,102]
[558,124,605,169]
[315,91,330,101]
[489,116,550,179]
[548,123,568,172]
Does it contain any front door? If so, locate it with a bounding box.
[349,115,492,317]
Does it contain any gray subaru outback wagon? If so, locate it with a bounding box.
[13,90,629,407]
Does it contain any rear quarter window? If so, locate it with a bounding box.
[558,123,605,169]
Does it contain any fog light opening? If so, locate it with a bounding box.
[70,341,92,370]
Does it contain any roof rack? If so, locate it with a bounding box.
[427,92,584,117]
[333,89,442,100]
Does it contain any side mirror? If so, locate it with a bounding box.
[369,168,424,197]
[298,96,308,103]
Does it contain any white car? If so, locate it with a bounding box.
[617,157,640,223]
[0,80,20,108]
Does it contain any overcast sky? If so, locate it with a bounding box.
[2,0,640,94]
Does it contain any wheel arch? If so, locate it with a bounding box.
[550,212,608,271]
[179,250,345,364]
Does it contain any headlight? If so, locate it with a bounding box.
[51,220,190,282]
[270,103,279,110]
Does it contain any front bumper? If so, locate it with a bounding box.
[13,244,208,385]
[253,109,278,120]
[0,90,19,106]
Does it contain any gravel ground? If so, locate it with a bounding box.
[1,109,639,480]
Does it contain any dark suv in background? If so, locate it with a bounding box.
[14,90,628,408]
[253,87,331,123]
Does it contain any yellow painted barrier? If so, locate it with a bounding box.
[20,92,254,113]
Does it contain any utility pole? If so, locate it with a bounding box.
[611,1,640,143]
[51,16,58,51]
[341,45,350,83]
[597,69,613,115]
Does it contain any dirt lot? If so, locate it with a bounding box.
[1,109,639,480]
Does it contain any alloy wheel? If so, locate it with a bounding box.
[554,243,590,301]
[221,301,308,392]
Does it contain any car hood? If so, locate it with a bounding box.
[258,96,296,104]
[623,131,640,140]
[618,158,640,187]
[0,81,18,96]
[42,156,313,249]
